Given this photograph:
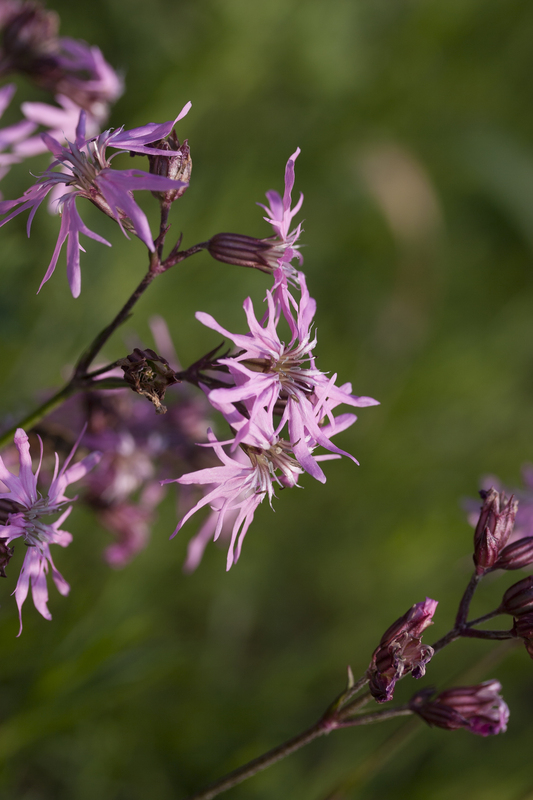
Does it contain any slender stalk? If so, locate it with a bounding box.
[340,707,412,728]
[466,609,503,628]
[184,707,412,800]
[455,572,481,627]
[74,270,156,377]
[0,239,207,451]
[184,719,330,800]
[461,627,515,641]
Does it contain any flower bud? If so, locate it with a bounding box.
[409,680,509,736]
[494,536,533,571]
[207,232,293,275]
[367,597,437,703]
[500,575,533,616]
[148,131,191,205]
[117,348,179,414]
[473,488,517,574]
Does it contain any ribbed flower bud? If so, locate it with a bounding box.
[473,488,517,574]
[148,130,191,205]
[500,575,533,616]
[494,537,533,571]
[117,348,179,414]
[207,232,293,275]
[409,681,509,736]
[367,597,437,703]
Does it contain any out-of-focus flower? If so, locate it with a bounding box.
[15,93,100,157]
[367,598,437,703]
[0,105,191,296]
[472,487,517,574]
[39,318,217,568]
[101,483,165,568]
[0,2,123,120]
[0,82,35,181]
[0,427,100,634]
[410,681,509,736]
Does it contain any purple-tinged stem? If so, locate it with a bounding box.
[455,572,481,628]
[460,627,516,641]
[466,609,502,628]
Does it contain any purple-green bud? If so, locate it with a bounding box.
[473,488,517,574]
[500,575,533,616]
[409,681,509,736]
[207,232,288,274]
[494,537,533,571]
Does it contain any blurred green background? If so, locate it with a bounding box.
[2,0,533,797]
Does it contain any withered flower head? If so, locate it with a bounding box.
[117,348,180,414]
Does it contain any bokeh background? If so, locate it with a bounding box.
[2,0,533,798]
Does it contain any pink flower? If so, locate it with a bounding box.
[258,148,305,309]
[0,105,191,296]
[0,428,100,634]
[15,94,101,158]
[163,427,303,570]
[197,274,378,482]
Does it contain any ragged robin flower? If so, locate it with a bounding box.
[0,103,191,296]
[0,428,100,634]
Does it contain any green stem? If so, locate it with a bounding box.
[184,707,412,800]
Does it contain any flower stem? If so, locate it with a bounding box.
[0,241,207,450]
[184,706,412,800]
[184,719,330,800]
[455,572,481,627]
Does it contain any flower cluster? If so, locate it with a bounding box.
[165,151,379,570]
[0,428,100,633]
